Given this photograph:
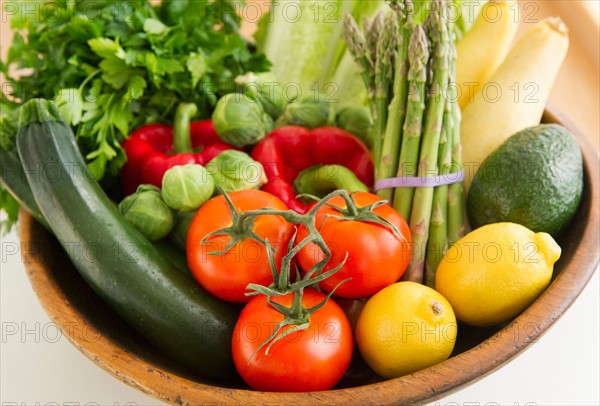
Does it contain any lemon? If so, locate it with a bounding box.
[355,281,457,379]
[436,222,561,327]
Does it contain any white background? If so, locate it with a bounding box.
[1,227,599,406]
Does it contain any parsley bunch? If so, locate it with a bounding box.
[1,0,269,180]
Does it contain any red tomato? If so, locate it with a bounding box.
[297,192,412,298]
[232,289,353,391]
[187,190,294,303]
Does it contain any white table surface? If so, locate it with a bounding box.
[1,226,599,405]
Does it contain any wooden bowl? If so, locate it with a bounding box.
[18,106,599,405]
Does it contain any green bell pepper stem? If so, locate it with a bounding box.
[173,102,198,154]
[293,165,369,199]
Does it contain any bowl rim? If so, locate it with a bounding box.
[18,105,600,405]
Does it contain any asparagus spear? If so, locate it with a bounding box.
[361,15,373,35]
[377,0,414,202]
[447,114,466,245]
[372,14,398,170]
[424,93,453,287]
[366,12,385,70]
[343,14,375,103]
[447,37,467,246]
[344,13,381,167]
[392,25,429,220]
[402,0,450,283]
[424,0,461,287]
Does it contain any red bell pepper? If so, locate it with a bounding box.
[251,126,374,213]
[121,103,235,195]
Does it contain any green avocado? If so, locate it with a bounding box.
[467,124,583,237]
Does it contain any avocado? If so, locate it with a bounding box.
[467,124,583,237]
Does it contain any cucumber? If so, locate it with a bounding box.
[16,99,238,380]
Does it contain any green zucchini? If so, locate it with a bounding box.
[16,99,238,380]
[0,109,49,230]
[152,239,192,276]
[0,148,50,230]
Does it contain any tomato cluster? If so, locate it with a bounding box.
[186,190,412,391]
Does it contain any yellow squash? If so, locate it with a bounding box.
[456,1,520,110]
[460,17,569,190]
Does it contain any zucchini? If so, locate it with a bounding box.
[0,148,50,230]
[16,99,238,380]
[0,109,49,230]
[152,239,192,276]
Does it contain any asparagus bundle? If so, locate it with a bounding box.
[345,0,468,286]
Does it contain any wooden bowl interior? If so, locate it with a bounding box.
[18,107,599,404]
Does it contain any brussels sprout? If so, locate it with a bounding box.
[275,92,335,129]
[207,150,268,193]
[236,72,287,119]
[169,210,196,251]
[212,93,274,147]
[119,185,174,242]
[161,164,215,212]
[336,105,374,148]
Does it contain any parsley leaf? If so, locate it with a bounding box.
[0,105,21,234]
[2,0,270,182]
[0,187,19,235]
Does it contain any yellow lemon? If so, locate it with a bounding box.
[355,281,457,379]
[436,222,561,327]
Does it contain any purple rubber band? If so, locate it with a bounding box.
[373,170,464,191]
